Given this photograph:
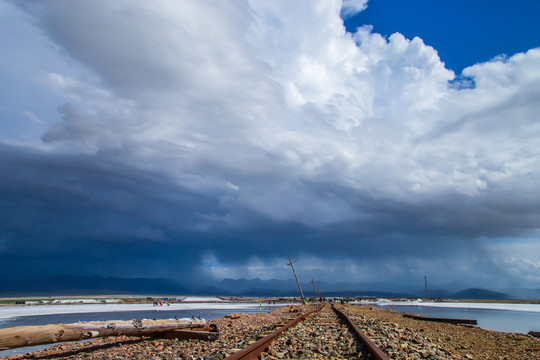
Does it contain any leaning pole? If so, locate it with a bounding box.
[288,256,307,304]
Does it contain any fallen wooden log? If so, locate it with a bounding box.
[528,331,540,338]
[153,324,219,341]
[403,313,477,325]
[0,318,207,351]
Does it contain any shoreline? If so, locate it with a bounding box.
[0,303,285,322]
[3,298,540,317]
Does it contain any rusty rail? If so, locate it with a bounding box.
[227,304,390,360]
[333,306,390,360]
[226,305,324,360]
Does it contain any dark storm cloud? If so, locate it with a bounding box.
[2,139,538,284]
[0,143,217,278]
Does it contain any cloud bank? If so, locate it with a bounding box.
[1,0,539,289]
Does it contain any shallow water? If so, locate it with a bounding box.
[0,307,269,329]
[375,303,540,334]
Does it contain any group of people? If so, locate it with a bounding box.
[152,301,171,306]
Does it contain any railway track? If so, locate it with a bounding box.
[335,305,456,359]
[227,304,389,360]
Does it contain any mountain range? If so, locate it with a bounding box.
[1,275,539,300]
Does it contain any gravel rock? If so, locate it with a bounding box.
[335,304,539,360]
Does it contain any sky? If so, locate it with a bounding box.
[344,0,540,74]
[1,0,539,291]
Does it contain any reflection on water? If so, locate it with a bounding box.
[375,304,540,334]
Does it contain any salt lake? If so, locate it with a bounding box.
[373,301,540,334]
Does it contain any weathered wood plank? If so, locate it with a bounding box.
[403,313,477,325]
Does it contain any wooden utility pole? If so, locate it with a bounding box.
[317,285,322,300]
[424,274,430,300]
[312,278,317,300]
[287,256,307,304]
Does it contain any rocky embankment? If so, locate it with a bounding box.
[337,304,539,360]
[3,304,539,360]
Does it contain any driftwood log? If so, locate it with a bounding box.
[0,318,209,350]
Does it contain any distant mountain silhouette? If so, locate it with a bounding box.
[1,275,537,299]
[0,275,187,296]
[0,276,411,297]
[452,288,510,300]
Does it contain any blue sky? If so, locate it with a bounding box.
[1,0,539,292]
[345,0,540,73]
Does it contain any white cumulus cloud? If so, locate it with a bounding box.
[340,0,369,18]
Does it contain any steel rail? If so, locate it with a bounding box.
[332,306,390,360]
[226,305,324,360]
